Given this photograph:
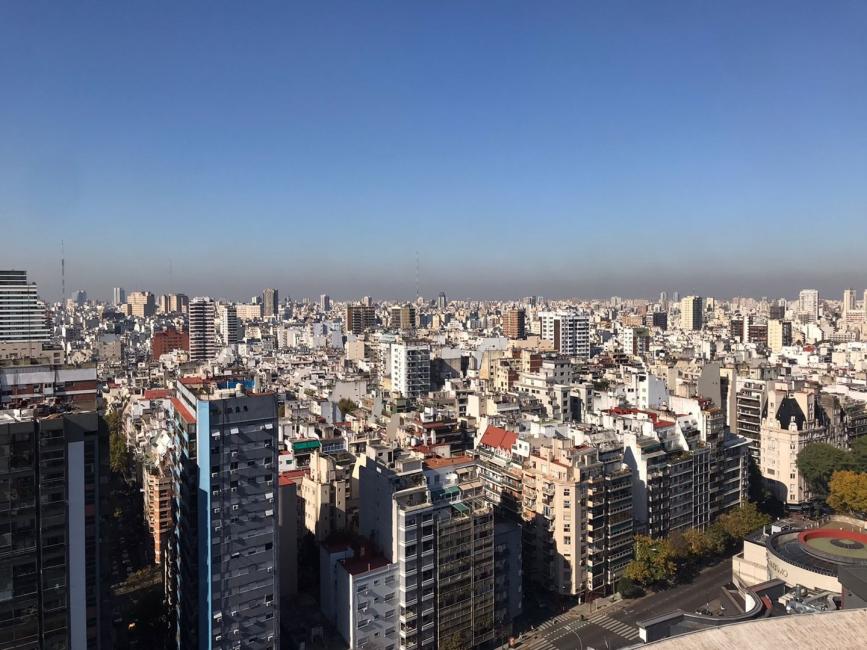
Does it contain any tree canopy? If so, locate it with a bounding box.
[827,470,867,514]
[796,443,851,497]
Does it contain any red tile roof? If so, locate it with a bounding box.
[143,389,170,400]
[171,397,196,424]
[479,425,518,452]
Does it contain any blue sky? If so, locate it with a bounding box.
[1,1,866,300]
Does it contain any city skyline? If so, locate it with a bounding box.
[3,2,867,298]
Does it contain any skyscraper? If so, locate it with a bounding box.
[0,411,109,650]
[320,294,331,312]
[679,295,704,331]
[170,379,280,650]
[189,297,217,361]
[436,291,447,309]
[0,270,51,342]
[798,289,819,321]
[262,288,279,318]
[113,286,126,306]
[843,288,857,316]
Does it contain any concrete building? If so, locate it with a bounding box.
[679,296,703,331]
[301,450,358,540]
[235,302,262,322]
[391,342,431,399]
[189,297,217,361]
[151,325,189,360]
[170,378,280,650]
[521,438,633,599]
[346,304,377,335]
[143,446,174,564]
[0,364,98,410]
[218,304,239,346]
[798,289,819,322]
[843,288,857,317]
[127,291,156,318]
[390,305,417,331]
[0,410,109,650]
[320,294,331,312]
[502,308,526,340]
[113,287,126,306]
[767,319,792,353]
[262,288,279,319]
[0,270,51,342]
[357,445,496,649]
[759,381,845,507]
[539,311,590,358]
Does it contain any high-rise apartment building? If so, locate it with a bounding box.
[126,291,156,318]
[345,303,376,335]
[170,379,280,650]
[320,294,331,312]
[262,288,279,318]
[538,311,590,358]
[358,445,496,650]
[798,289,819,322]
[218,304,239,346]
[0,270,51,342]
[300,450,358,540]
[0,410,109,650]
[502,308,526,339]
[390,305,417,331]
[168,293,189,314]
[391,342,431,398]
[436,291,447,309]
[843,288,857,316]
[679,295,703,331]
[189,298,217,361]
[767,319,793,353]
[521,438,633,598]
[113,287,126,306]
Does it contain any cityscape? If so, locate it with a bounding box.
[3,3,867,650]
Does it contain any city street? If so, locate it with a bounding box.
[515,559,733,650]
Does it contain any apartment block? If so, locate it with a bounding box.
[301,449,358,541]
[170,378,280,650]
[0,270,51,342]
[0,410,109,650]
[391,342,431,399]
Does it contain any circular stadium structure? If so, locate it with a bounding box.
[734,516,867,593]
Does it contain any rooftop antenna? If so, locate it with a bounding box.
[415,250,420,302]
[169,258,173,289]
[60,240,65,304]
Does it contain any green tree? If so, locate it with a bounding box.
[625,535,678,587]
[337,398,358,417]
[796,443,851,498]
[107,410,130,475]
[850,437,867,473]
[717,502,771,541]
[682,528,713,559]
[827,470,867,514]
[616,576,645,599]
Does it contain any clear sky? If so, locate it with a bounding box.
[2,1,866,301]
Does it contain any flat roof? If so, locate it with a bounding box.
[643,608,867,649]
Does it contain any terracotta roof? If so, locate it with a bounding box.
[171,397,196,424]
[423,454,473,469]
[143,389,170,400]
[479,425,518,452]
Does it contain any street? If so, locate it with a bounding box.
[516,559,733,650]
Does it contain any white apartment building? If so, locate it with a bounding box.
[798,289,819,322]
[391,342,431,399]
[0,270,51,342]
[538,311,590,358]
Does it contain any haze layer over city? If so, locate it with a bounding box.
[2,3,867,650]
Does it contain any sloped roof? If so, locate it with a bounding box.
[479,425,518,452]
